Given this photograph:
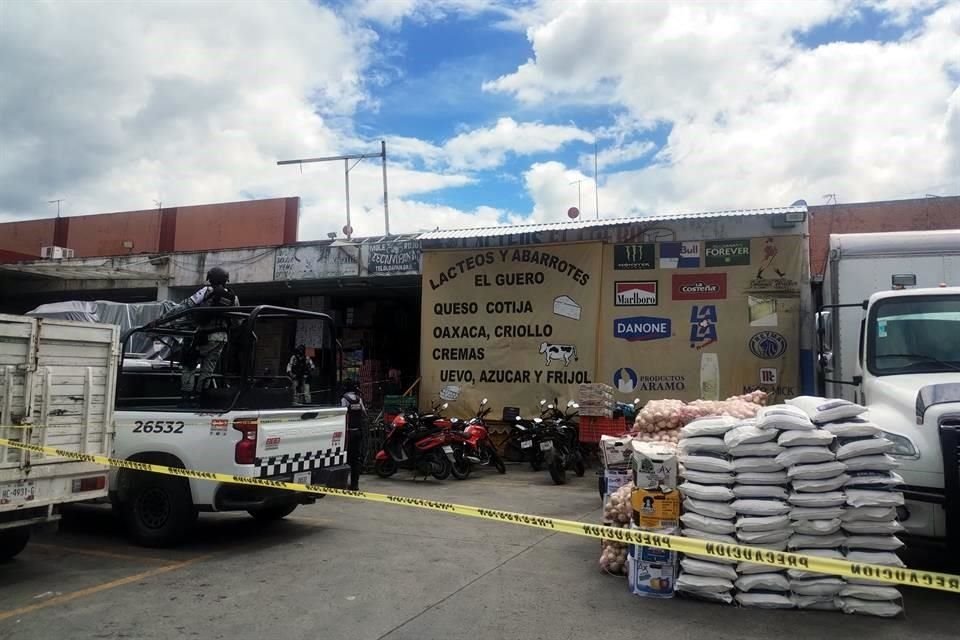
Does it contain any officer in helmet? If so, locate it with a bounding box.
[160,266,239,402]
[340,379,365,491]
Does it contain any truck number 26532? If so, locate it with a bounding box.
[133,421,185,434]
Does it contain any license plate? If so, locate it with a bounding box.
[294,472,311,486]
[521,440,533,449]
[0,481,35,504]
[540,441,553,451]
[442,446,454,454]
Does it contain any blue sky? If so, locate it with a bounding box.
[1,1,957,237]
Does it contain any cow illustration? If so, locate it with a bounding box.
[539,342,578,367]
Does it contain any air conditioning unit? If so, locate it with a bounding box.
[40,246,75,260]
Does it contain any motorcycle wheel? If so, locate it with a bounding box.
[548,455,567,485]
[573,453,586,478]
[431,453,452,480]
[375,458,397,478]
[450,450,471,480]
[487,444,506,474]
[530,454,543,472]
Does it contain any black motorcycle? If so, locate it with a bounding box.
[539,399,586,485]
[506,412,547,471]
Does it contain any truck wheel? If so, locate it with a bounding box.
[0,527,30,561]
[122,473,197,548]
[248,504,298,522]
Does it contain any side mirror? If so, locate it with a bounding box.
[481,398,488,406]
[539,399,547,406]
[442,402,449,410]
[816,310,834,372]
[567,400,575,408]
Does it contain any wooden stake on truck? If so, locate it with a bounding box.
[0,315,117,560]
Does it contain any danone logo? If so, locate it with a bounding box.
[614,316,672,341]
[672,273,727,300]
[705,239,751,267]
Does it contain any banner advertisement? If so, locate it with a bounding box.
[419,243,603,417]
[598,236,804,404]
[360,241,421,276]
[274,245,360,280]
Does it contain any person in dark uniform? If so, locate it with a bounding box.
[155,266,239,403]
[340,380,365,491]
[286,344,315,403]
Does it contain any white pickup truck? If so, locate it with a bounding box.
[818,230,960,555]
[0,315,115,560]
[107,304,350,547]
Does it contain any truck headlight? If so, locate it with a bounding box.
[882,431,919,458]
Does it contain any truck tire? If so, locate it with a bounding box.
[0,527,30,561]
[248,504,298,521]
[121,472,197,548]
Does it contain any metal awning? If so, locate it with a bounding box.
[0,261,168,280]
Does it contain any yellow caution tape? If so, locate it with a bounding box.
[1,435,957,594]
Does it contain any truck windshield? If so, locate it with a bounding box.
[868,296,960,375]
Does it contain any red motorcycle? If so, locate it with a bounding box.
[374,403,465,480]
[453,398,505,474]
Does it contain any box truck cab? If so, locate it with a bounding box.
[818,230,960,552]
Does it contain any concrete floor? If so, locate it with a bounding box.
[0,467,956,640]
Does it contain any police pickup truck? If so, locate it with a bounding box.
[111,305,349,547]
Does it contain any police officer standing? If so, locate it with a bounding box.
[286,344,315,403]
[156,266,239,403]
[340,380,365,491]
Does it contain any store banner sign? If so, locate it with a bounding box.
[274,245,360,280]
[704,239,751,267]
[362,241,421,276]
[420,243,603,416]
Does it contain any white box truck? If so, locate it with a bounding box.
[818,230,960,553]
[0,315,116,560]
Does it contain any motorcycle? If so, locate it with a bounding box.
[538,399,586,485]
[374,403,459,480]
[507,412,547,471]
[452,398,505,474]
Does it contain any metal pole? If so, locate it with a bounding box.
[344,158,351,236]
[381,140,390,236]
[594,141,599,219]
[577,181,582,212]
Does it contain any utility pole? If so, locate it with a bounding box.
[48,199,64,218]
[278,141,391,238]
[569,179,583,213]
[593,141,599,219]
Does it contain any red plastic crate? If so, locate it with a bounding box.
[579,416,630,443]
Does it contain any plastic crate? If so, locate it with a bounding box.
[579,416,629,443]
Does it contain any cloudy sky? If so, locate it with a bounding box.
[1,0,958,239]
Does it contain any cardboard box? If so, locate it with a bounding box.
[601,468,632,508]
[631,488,681,531]
[630,441,678,490]
[627,539,678,599]
[600,435,634,468]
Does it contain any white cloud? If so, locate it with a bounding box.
[442,117,594,169]
[488,0,960,217]
[0,0,492,240]
[523,161,595,222]
[579,141,656,172]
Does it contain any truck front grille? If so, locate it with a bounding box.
[938,417,960,549]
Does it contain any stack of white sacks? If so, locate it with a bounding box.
[676,416,739,604]
[675,400,906,616]
[786,397,906,617]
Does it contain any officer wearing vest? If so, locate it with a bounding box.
[286,344,315,403]
[164,267,239,401]
[340,380,365,491]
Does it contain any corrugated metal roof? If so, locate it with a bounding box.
[416,205,807,240]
